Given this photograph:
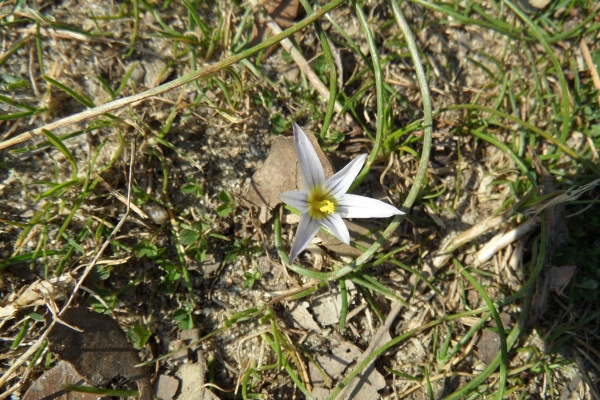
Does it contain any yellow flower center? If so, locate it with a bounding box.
[307,185,336,220]
[318,200,335,214]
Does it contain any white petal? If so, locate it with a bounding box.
[293,123,325,189]
[289,214,320,263]
[320,213,350,244]
[280,190,310,213]
[337,194,404,218]
[324,154,367,198]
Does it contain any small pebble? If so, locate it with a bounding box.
[145,203,169,225]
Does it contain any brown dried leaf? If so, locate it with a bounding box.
[343,359,386,399]
[526,155,587,326]
[548,265,577,296]
[45,306,151,400]
[527,266,575,325]
[319,341,362,377]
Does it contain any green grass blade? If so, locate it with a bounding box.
[42,75,96,108]
[0,250,65,271]
[40,129,79,175]
[115,62,138,98]
[349,0,385,191]
[0,94,38,110]
[182,0,210,38]
[327,0,434,281]
[456,259,508,399]
[95,75,115,100]
[503,0,570,143]
[447,104,600,175]
[299,0,338,139]
[33,179,79,202]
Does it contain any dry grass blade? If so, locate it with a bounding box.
[265,18,344,114]
[580,38,600,107]
[475,218,538,264]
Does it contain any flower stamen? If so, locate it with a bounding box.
[318,200,335,215]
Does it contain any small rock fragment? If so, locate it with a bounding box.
[23,361,99,400]
[155,374,180,400]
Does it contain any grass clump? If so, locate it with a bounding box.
[1,0,599,398]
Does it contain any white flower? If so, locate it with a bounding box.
[280,123,404,263]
